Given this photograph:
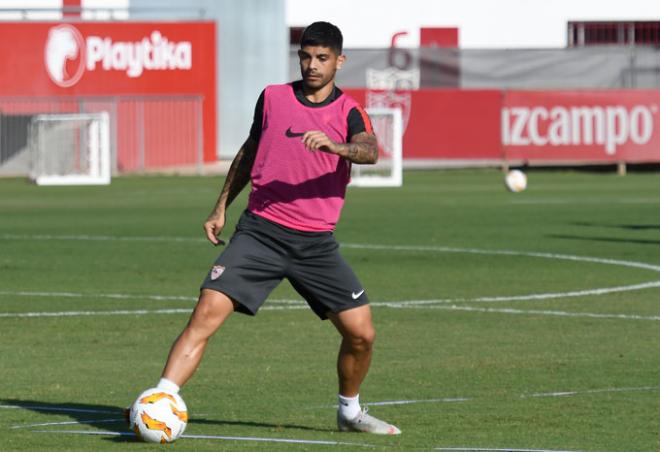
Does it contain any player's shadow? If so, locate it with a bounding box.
[190,417,335,433]
[2,398,135,443]
[571,221,660,231]
[551,222,660,246]
[3,398,332,442]
[548,234,660,246]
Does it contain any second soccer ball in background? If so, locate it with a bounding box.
[504,169,527,192]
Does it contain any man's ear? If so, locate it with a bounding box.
[336,53,346,70]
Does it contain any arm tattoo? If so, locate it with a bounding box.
[211,138,258,215]
[342,132,378,164]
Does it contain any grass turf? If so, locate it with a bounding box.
[1,169,659,451]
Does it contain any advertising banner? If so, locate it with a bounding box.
[0,21,216,163]
[346,88,660,164]
[345,88,502,160]
[502,90,660,163]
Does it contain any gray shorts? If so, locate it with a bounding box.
[201,210,369,319]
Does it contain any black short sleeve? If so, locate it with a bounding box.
[249,90,266,142]
[347,106,373,141]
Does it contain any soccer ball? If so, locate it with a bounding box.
[129,388,188,443]
[504,169,527,192]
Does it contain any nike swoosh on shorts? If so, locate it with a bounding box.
[352,290,365,300]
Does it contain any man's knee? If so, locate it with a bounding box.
[346,324,376,351]
[187,289,235,337]
[330,306,376,350]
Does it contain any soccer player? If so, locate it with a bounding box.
[153,21,400,435]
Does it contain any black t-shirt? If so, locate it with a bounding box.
[249,80,369,143]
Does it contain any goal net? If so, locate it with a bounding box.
[29,112,110,185]
[350,107,403,187]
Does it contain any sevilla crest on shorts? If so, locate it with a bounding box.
[211,265,225,280]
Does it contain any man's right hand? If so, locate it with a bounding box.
[204,212,226,246]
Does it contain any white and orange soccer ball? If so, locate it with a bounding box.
[504,169,528,192]
[129,388,188,443]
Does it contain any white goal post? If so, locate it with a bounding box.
[29,112,111,186]
[350,107,403,187]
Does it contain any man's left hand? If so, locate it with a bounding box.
[301,130,339,154]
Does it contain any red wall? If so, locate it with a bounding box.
[346,88,660,164]
[502,90,660,163]
[420,27,459,48]
[0,21,216,163]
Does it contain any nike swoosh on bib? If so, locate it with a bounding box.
[285,126,305,138]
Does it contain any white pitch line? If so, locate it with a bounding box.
[2,276,660,310]
[4,233,660,273]
[415,304,660,321]
[2,239,660,320]
[181,433,375,447]
[318,385,660,409]
[366,397,470,406]
[435,448,590,452]
[0,233,206,243]
[31,429,132,437]
[318,397,470,409]
[342,243,660,273]
[0,404,118,414]
[30,429,375,447]
[451,279,660,302]
[0,290,196,302]
[5,240,660,305]
[0,290,303,304]
[371,279,660,306]
[3,303,660,321]
[526,386,660,398]
[0,304,315,318]
[0,308,193,318]
[2,299,660,321]
[11,418,123,429]
[8,384,658,429]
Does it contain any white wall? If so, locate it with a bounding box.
[129,0,288,158]
[286,0,660,48]
[0,0,61,19]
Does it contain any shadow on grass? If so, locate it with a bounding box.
[2,399,134,443]
[571,221,660,231]
[2,398,331,443]
[548,234,660,246]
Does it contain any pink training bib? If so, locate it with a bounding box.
[247,83,362,232]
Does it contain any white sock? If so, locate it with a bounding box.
[338,394,361,420]
[156,378,180,394]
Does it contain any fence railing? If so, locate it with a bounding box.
[0,95,204,176]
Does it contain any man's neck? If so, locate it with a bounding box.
[303,81,335,104]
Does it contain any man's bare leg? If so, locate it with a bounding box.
[328,305,400,435]
[328,305,375,397]
[161,289,236,386]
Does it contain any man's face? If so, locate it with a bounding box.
[298,45,345,90]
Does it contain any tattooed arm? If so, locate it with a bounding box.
[203,137,258,245]
[301,130,378,164]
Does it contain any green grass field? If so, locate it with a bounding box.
[1,169,659,452]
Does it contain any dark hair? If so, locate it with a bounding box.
[300,21,343,55]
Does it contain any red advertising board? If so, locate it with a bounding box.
[346,88,660,164]
[345,88,502,160]
[0,21,216,163]
[502,90,660,163]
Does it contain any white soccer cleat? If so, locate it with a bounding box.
[337,407,401,435]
